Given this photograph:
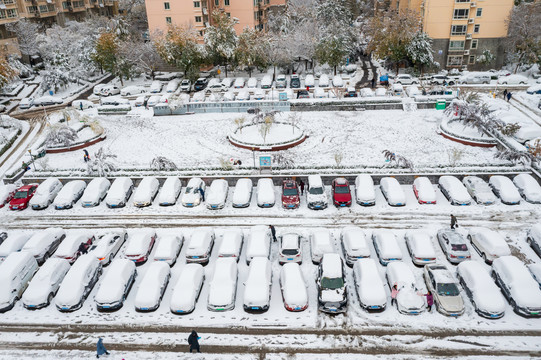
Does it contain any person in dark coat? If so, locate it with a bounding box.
[299,179,305,195]
[506,92,512,102]
[96,338,109,358]
[371,77,376,89]
[450,214,458,229]
[79,102,84,111]
[425,290,434,312]
[83,149,90,162]
[269,225,277,242]
[78,242,88,255]
[198,187,205,202]
[503,89,508,99]
[188,330,201,353]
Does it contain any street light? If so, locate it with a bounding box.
[28,150,36,171]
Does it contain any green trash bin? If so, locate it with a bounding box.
[435,99,446,110]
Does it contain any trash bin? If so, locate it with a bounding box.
[435,99,446,110]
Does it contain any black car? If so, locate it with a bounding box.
[317,253,347,313]
[296,90,309,99]
[193,78,208,91]
[290,75,301,88]
[0,232,7,246]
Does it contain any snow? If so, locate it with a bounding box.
[153,234,182,263]
[169,263,204,313]
[0,252,36,286]
[105,177,133,205]
[246,225,271,262]
[355,175,376,204]
[243,257,271,307]
[310,228,334,262]
[341,227,370,259]
[133,177,159,205]
[380,177,407,205]
[125,229,155,256]
[280,263,308,309]
[469,227,511,257]
[321,253,342,278]
[0,184,16,205]
[157,177,181,205]
[232,178,253,206]
[208,257,237,309]
[492,256,541,308]
[186,229,213,257]
[55,254,100,308]
[53,180,85,208]
[353,259,387,308]
[133,261,170,310]
[0,232,31,259]
[29,178,62,208]
[257,178,275,206]
[80,178,110,206]
[181,177,204,206]
[95,259,135,305]
[406,231,436,260]
[463,176,496,205]
[489,176,522,204]
[513,174,541,203]
[53,231,93,259]
[232,123,302,146]
[218,229,243,257]
[438,176,472,205]
[413,177,437,203]
[281,233,300,251]
[22,258,70,307]
[206,179,228,208]
[22,228,65,259]
[528,263,541,285]
[457,261,506,315]
[373,230,403,260]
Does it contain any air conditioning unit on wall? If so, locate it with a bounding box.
[468,18,475,24]
[470,2,476,7]
[466,34,473,39]
[464,50,470,55]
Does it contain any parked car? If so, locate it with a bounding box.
[527,224,541,258]
[332,75,344,88]
[55,254,102,312]
[89,230,127,265]
[181,177,206,207]
[246,225,272,264]
[22,258,70,309]
[100,85,120,96]
[157,177,182,206]
[352,258,386,311]
[332,177,352,207]
[29,178,63,210]
[492,256,541,317]
[206,179,229,210]
[386,262,425,315]
[489,176,521,205]
[179,79,191,92]
[232,178,252,208]
[53,180,86,210]
[134,261,170,312]
[405,231,436,266]
[318,74,330,88]
[360,87,375,97]
[207,78,225,93]
[93,84,106,95]
[235,90,250,101]
[9,184,38,211]
[121,85,145,96]
[246,77,258,89]
[34,95,63,106]
[431,75,455,86]
[133,177,159,207]
[146,95,162,107]
[0,252,38,312]
[218,229,244,260]
[124,229,156,265]
[79,178,110,207]
[497,74,528,85]
[354,175,376,206]
[95,259,136,311]
[165,79,181,93]
[185,228,215,265]
[304,74,315,89]
[233,77,246,89]
[526,84,541,95]
[310,228,334,264]
[290,74,300,88]
[412,177,436,204]
[279,233,302,265]
[100,96,129,106]
[53,231,94,264]
[458,72,491,84]
[467,228,511,264]
[252,89,265,100]
[0,184,17,208]
[170,264,204,314]
[462,176,496,205]
[22,228,66,265]
[153,234,182,266]
[257,178,275,208]
[150,81,163,93]
[439,176,472,205]
[0,232,5,246]
[380,177,407,206]
[19,97,34,109]
[513,174,541,204]
[275,74,287,89]
[208,257,238,311]
[306,175,327,209]
[280,263,308,311]
[344,87,357,97]
[193,78,208,91]
[281,179,300,209]
[317,253,347,313]
[71,99,94,109]
[372,230,403,266]
[261,75,273,89]
[529,263,541,288]
[437,229,471,264]
[423,264,465,316]
[243,257,272,312]
[457,261,506,319]
[395,74,419,85]
[105,177,134,208]
[341,226,370,266]
[0,233,31,262]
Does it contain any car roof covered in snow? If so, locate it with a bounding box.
[321,253,342,278]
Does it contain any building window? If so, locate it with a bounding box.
[193,1,200,7]
[6,8,16,17]
[254,11,258,20]
[39,4,48,12]
[226,12,230,17]
[195,16,202,22]
[166,16,172,24]
[199,30,204,36]
[214,0,219,6]
[27,5,38,13]
[164,2,170,9]
[224,0,229,5]
[474,24,480,33]
[469,55,475,64]
[447,55,463,67]
[453,9,469,19]
[476,8,482,17]
[471,39,478,49]
[449,40,465,50]
[451,25,467,35]
[455,0,470,2]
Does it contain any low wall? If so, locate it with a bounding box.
[46,134,106,154]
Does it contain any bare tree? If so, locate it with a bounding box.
[5,19,40,57]
[87,147,117,176]
[150,156,178,171]
[234,116,246,133]
[505,1,541,73]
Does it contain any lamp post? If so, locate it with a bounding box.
[28,150,36,171]
[252,147,256,168]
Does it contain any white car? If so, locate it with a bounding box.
[260,75,272,89]
[360,87,375,97]
[310,228,334,264]
[386,261,425,314]
[257,178,275,207]
[457,260,506,319]
[0,232,31,261]
[134,261,170,312]
[405,231,436,266]
[314,87,327,98]
[191,91,206,102]
[280,263,308,311]
[233,77,245,88]
[100,96,129,106]
[437,229,471,264]
[19,97,34,109]
[21,227,66,265]
[380,177,406,206]
[372,230,402,266]
[492,256,541,318]
[34,95,63,106]
[218,229,244,260]
[150,81,163,93]
[206,179,229,210]
[52,231,94,264]
[53,180,86,209]
[207,78,225,92]
[105,177,134,208]
[252,89,265,100]
[185,228,215,265]
[22,258,70,309]
[89,230,127,265]
[306,175,327,210]
[170,263,204,314]
[208,257,238,311]
[462,176,496,205]
[489,175,521,205]
[133,177,159,207]
[305,74,315,88]
[99,85,120,96]
[318,74,330,88]
[179,79,191,92]
[181,177,205,207]
[355,175,376,206]
[395,74,419,85]
[71,100,94,109]
[275,74,287,89]
[458,72,491,85]
[246,225,272,264]
[332,75,344,87]
[29,178,63,210]
[246,77,258,89]
[467,228,511,264]
[0,252,38,312]
[352,258,386,311]
[341,226,370,266]
[528,263,541,288]
[513,174,541,204]
[497,74,528,85]
[134,95,148,106]
[95,259,136,311]
[375,88,387,96]
[243,257,272,312]
[412,177,436,204]
[279,233,302,265]
[147,95,162,107]
[439,176,472,205]
[93,84,106,95]
[0,184,16,208]
[80,178,110,208]
[236,90,250,101]
[158,177,182,206]
[124,229,157,265]
[55,254,102,312]
[405,86,420,97]
[165,79,181,93]
[514,126,541,144]
[232,178,252,208]
[423,264,464,317]
[121,85,145,96]
[153,234,182,265]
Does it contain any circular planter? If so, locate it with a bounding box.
[438,118,497,148]
[228,122,306,151]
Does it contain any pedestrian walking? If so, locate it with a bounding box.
[96,338,109,358]
[188,330,201,353]
[425,290,434,312]
[450,214,458,229]
[299,179,305,195]
[198,186,205,202]
[371,77,376,89]
[391,284,399,307]
[503,89,508,100]
[79,102,83,111]
[269,225,277,242]
[83,149,90,162]
[507,92,512,102]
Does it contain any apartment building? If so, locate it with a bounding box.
[391,0,514,70]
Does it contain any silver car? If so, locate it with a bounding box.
[462,176,496,205]
[436,229,471,264]
[423,264,464,317]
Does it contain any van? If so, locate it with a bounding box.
[0,252,38,312]
[458,72,491,85]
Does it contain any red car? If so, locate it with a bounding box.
[9,184,38,210]
[332,178,352,207]
[282,180,300,209]
[0,185,17,208]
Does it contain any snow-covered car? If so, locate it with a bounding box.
[360,87,375,97]
[355,175,376,206]
[497,74,528,85]
[258,75,271,89]
[529,263,541,288]
[344,87,357,97]
[243,257,272,312]
[55,254,102,312]
[235,90,250,101]
[89,230,127,265]
[332,75,344,88]
[207,78,225,93]
[527,224,541,258]
[424,264,464,316]
[462,176,496,205]
[313,87,327,98]
[179,79,191,92]
[395,74,418,85]
[458,72,491,85]
[306,175,327,210]
[133,177,159,207]
[457,261,506,319]
[159,93,171,104]
[279,233,302,265]
[170,263,204,314]
[208,257,238,311]
[246,225,272,264]
[412,177,436,204]
[375,87,387,96]
[134,261,170,312]
[489,175,521,205]
[233,77,246,88]
[218,229,243,260]
[21,227,66,265]
[492,256,541,317]
[251,89,265,100]
[53,180,86,209]
[341,226,370,266]
[147,95,162,107]
[93,84,106,95]
[246,77,258,89]
[437,229,471,264]
[124,229,156,265]
[353,258,386,311]
[0,252,38,312]
[34,95,63,106]
[29,178,63,210]
[52,231,94,264]
[99,85,120,97]
[150,81,163,93]
[100,96,129,106]
[105,177,134,208]
[19,97,34,109]
[281,179,300,209]
[0,232,5,246]
[379,177,406,206]
[280,263,308,311]
[0,184,17,208]
[386,262,425,315]
[232,178,252,208]
[513,173,541,204]
[405,86,420,97]
[310,228,334,264]
[526,84,541,95]
[181,177,206,207]
[372,230,402,266]
[71,100,94,109]
[80,178,110,208]
[332,177,352,207]
[405,231,436,266]
[22,258,70,309]
[305,74,315,89]
[185,228,215,265]
[439,176,472,205]
[0,232,31,261]
[514,125,541,144]
[221,77,233,89]
[95,259,136,311]
[157,177,181,206]
[275,74,287,89]
[318,74,330,88]
[467,228,511,264]
[206,179,229,210]
[165,79,181,93]
[121,85,145,96]
[257,178,275,208]
[317,253,347,313]
[153,234,182,265]
[193,77,208,91]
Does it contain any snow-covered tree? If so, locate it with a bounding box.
[406,31,435,74]
[87,147,117,176]
[0,56,17,90]
[204,11,238,77]
[382,150,413,170]
[476,49,496,66]
[505,1,541,73]
[150,156,178,171]
[45,124,78,147]
[234,28,267,77]
[117,0,148,36]
[5,19,40,57]
[120,40,162,79]
[92,32,134,85]
[444,92,504,135]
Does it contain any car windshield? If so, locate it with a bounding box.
[185,187,194,193]
[451,244,467,251]
[334,186,349,194]
[14,191,28,199]
[282,248,298,255]
[437,283,460,296]
[309,187,324,195]
[283,188,298,196]
[321,277,344,290]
